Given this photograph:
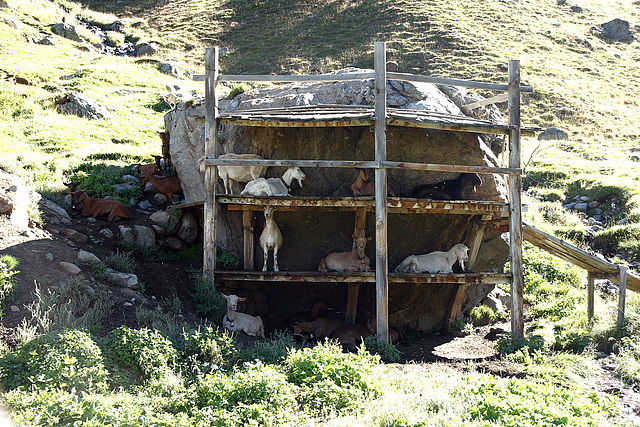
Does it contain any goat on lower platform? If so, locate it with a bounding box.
[395,243,469,274]
[70,190,131,222]
[351,168,397,197]
[330,324,372,352]
[291,318,344,341]
[217,153,269,194]
[139,172,182,204]
[318,231,372,272]
[222,294,265,338]
[241,167,305,197]
[260,206,283,272]
[411,173,482,200]
[366,317,403,344]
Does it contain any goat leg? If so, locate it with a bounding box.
[262,245,269,272]
[273,245,279,272]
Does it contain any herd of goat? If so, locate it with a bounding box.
[66,148,481,346]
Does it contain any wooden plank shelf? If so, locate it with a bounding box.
[215,271,512,285]
[218,195,509,217]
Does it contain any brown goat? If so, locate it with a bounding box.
[139,172,182,204]
[330,324,372,352]
[70,191,131,222]
[292,318,344,341]
[318,232,372,272]
[351,168,397,197]
[366,317,403,344]
[135,163,161,175]
[159,131,172,169]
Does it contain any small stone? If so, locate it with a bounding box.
[45,253,54,262]
[99,228,114,238]
[123,302,134,307]
[580,196,590,202]
[78,249,101,264]
[10,305,19,313]
[59,261,81,275]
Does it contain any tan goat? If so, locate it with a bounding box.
[318,232,372,272]
[222,294,265,338]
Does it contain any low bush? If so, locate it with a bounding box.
[104,326,177,385]
[180,324,237,376]
[191,275,227,322]
[0,329,108,392]
[0,254,19,314]
[495,333,546,357]
[468,305,496,326]
[283,340,381,416]
[192,363,296,425]
[104,250,137,274]
[364,335,401,362]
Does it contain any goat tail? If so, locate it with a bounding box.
[394,256,413,273]
[318,258,327,272]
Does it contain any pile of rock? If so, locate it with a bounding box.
[119,209,199,252]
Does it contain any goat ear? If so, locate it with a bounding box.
[352,234,356,239]
[367,237,372,241]
[238,297,247,302]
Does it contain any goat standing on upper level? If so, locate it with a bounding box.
[260,206,283,272]
[412,173,482,200]
[395,243,469,274]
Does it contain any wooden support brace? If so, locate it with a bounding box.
[446,284,471,326]
[465,216,489,272]
[243,209,255,270]
[617,265,628,331]
[587,271,595,323]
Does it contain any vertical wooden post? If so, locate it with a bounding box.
[587,271,595,322]
[617,265,628,330]
[203,47,219,284]
[374,42,389,343]
[508,59,524,339]
[243,209,255,270]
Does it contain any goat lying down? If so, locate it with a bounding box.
[217,153,269,194]
[395,243,469,274]
[412,173,482,200]
[241,167,305,197]
[222,294,265,338]
[318,232,372,272]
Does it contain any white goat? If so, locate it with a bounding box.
[395,243,469,274]
[222,294,265,338]
[217,153,269,194]
[259,206,283,272]
[241,167,305,197]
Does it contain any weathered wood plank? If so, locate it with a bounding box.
[203,158,522,176]
[243,210,255,270]
[587,271,595,322]
[374,41,389,344]
[508,59,525,339]
[203,47,219,284]
[461,93,509,113]
[618,265,627,330]
[214,271,512,284]
[446,284,471,326]
[386,71,534,93]
[465,217,488,272]
[346,284,360,325]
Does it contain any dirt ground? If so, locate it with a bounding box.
[1,200,640,424]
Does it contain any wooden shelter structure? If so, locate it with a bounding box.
[194,42,536,342]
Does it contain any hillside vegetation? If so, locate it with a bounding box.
[1,0,640,425]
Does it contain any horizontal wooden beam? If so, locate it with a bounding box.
[203,158,522,175]
[191,71,534,93]
[216,271,512,284]
[461,93,509,113]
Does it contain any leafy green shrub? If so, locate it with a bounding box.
[468,305,496,326]
[447,318,473,335]
[104,326,177,384]
[364,335,400,362]
[283,340,381,416]
[68,163,133,202]
[191,275,226,322]
[237,330,298,365]
[180,324,237,376]
[594,223,640,261]
[0,254,19,313]
[228,83,250,98]
[192,363,296,425]
[217,248,241,270]
[104,250,137,273]
[0,329,108,392]
[465,375,619,426]
[495,334,546,356]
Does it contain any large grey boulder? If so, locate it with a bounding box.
[538,126,569,140]
[57,92,111,120]
[592,18,635,43]
[51,23,83,43]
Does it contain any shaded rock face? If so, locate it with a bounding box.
[164,74,510,331]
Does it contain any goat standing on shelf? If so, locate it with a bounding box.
[395,243,469,274]
[217,153,269,194]
[259,206,283,272]
[222,294,265,338]
[412,173,482,200]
